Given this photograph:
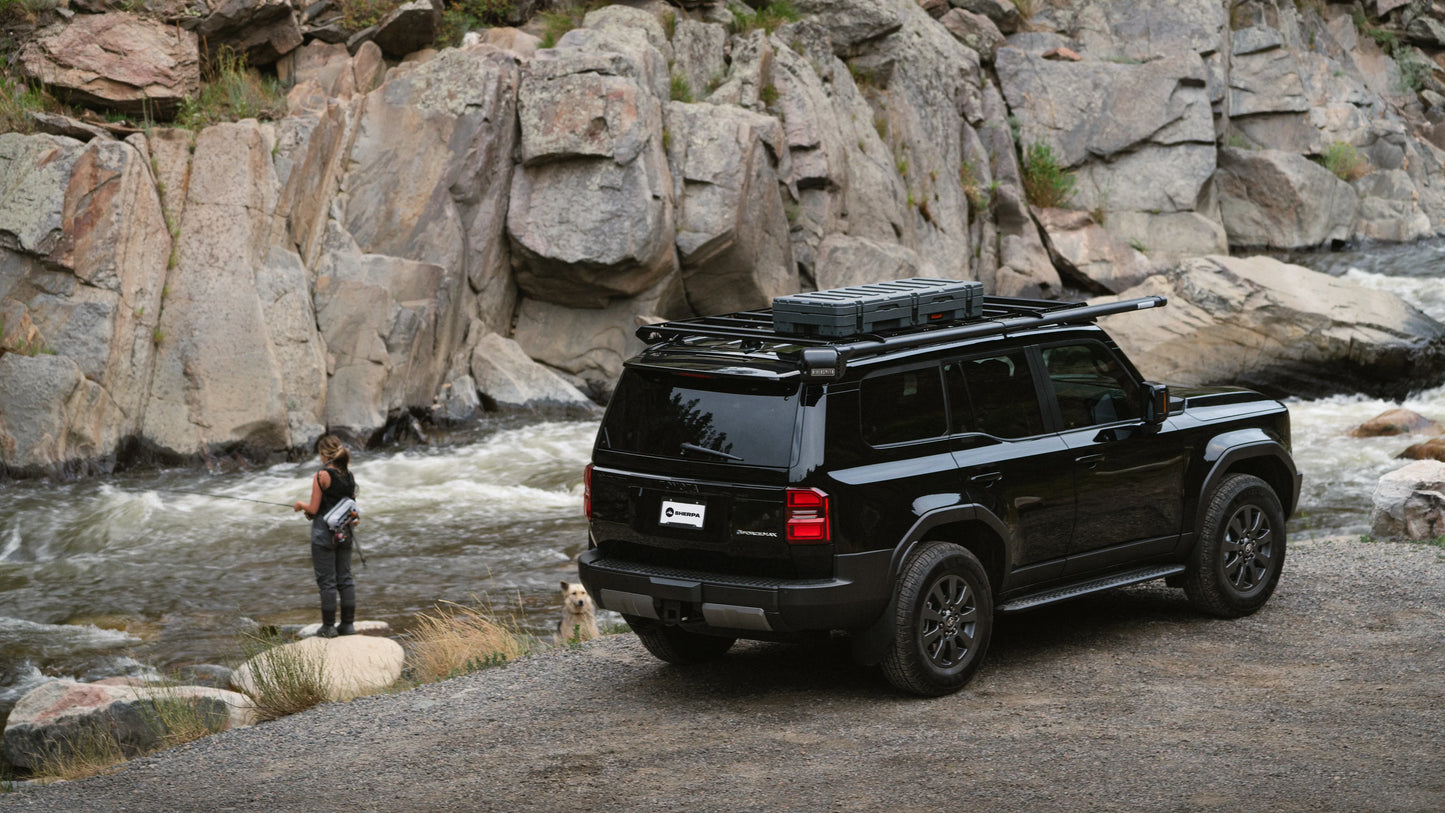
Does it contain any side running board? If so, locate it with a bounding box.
[996,565,1186,614]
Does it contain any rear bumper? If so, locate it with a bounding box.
[577,548,891,635]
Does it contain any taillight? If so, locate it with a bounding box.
[785,487,830,544]
[583,463,593,520]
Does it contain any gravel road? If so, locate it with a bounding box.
[3,537,1443,813]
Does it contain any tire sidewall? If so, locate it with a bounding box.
[1187,474,1287,617]
[883,542,994,696]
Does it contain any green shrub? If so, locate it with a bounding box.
[1020,142,1076,208]
[1319,141,1368,181]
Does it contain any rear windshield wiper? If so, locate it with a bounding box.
[681,443,743,461]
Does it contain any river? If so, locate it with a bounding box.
[1,240,1441,723]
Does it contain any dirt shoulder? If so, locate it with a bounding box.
[3,537,1443,813]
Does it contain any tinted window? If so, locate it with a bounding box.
[860,367,947,446]
[599,370,799,467]
[1042,342,1140,429]
[952,351,1045,438]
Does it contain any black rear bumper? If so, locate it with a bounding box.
[577,548,892,636]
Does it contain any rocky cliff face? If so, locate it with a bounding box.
[2,0,1444,477]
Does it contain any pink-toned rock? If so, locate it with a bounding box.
[1348,408,1444,438]
[1400,437,1445,462]
[1043,46,1083,62]
[2,679,254,770]
[18,14,200,115]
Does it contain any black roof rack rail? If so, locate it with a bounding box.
[636,295,1167,361]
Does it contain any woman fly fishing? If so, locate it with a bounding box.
[292,435,359,637]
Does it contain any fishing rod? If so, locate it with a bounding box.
[158,488,368,566]
[161,488,293,507]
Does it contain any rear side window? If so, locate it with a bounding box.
[860,367,947,446]
[951,351,1045,438]
[599,370,800,467]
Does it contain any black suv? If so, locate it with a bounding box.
[578,283,1301,696]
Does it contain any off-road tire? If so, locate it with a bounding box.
[627,617,735,664]
[880,542,994,697]
[1184,473,1286,618]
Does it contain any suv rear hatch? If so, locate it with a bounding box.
[589,364,826,578]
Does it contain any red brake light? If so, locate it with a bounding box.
[785,487,830,544]
[583,463,593,520]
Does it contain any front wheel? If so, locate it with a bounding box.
[880,542,994,697]
[1183,473,1287,618]
[626,617,735,664]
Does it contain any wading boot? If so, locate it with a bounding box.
[318,608,338,639]
[338,604,356,636]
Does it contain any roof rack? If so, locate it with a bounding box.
[637,295,1167,364]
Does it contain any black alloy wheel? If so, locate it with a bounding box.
[881,541,994,696]
[1184,473,1287,618]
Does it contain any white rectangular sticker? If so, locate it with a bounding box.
[659,500,706,529]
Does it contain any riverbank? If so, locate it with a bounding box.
[3,536,1441,812]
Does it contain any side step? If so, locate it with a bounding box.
[996,565,1186,614]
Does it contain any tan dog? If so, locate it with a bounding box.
[556,581,600,644]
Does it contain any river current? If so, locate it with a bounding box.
[1,240,1441,718]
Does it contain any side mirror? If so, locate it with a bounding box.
[1142,382,1169,425]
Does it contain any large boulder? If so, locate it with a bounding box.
[1214,147,1358,249]
[18,14,201,115]
[193,0,302,66]
[996,47,1216,215]
[1096,255,1445,399]
[511,275,687,398]
[467,333,597,411]
[507,28,676,309]
[231,634,404,702]
[142,122,326,461]
[1370,460,1445,541]
[663,101,794,314]
[3,679,254,771]
[1033,207,1154,294]
[372,0,442,59]
[0,134,169,475]
[813,234,938,291]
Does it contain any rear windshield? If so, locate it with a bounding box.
[598,369,800,467]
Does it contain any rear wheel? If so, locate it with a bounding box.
[626,617,735,663]
[1183,473,1286,618]
[881,542,994,697]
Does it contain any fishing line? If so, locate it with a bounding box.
[159,488,294,508]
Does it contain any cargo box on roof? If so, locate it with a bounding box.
[771,278,983,338]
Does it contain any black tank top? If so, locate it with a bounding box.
[317,467,356,516]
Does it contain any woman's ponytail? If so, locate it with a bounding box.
[316,434,349,471]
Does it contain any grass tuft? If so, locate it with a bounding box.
[404,598,530,684]
[238,633,329,722]
[730,1,800,35]
[1020,141,1076,208]
[175,49,287,131]
[670,71,694,103]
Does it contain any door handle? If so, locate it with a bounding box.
[970,471,1003,486]
[1076,454,1104,469]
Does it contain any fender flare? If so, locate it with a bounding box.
[849,503,1010,666]
[1194,430,1301,533]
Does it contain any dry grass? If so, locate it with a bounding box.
[238,634,329,722]
[405,598,530,684]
